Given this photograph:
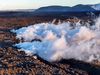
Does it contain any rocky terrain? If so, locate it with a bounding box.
[0,16,100,75]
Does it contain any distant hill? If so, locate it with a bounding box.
[71,4,95,11]
[0,3,100,18]
[35,4,100,12]
[35,4,96,13]
[34,6,69,12]
[32,4,100,17]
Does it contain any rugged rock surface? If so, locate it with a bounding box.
[0,26,99,75]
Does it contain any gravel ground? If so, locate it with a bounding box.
[0,26,100,75]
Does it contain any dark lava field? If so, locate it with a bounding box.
[0,16,100,75]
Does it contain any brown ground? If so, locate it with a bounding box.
[0,17,99,75]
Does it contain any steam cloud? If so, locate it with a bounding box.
[12,17,100,62]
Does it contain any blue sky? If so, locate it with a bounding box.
[0,0,100,10]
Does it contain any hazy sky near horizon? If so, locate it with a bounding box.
[0,0,100,10]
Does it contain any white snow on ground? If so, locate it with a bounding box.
[12,17,100,62]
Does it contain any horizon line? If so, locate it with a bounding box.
[0,3,99,11]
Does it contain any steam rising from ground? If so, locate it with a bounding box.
[12,18,100,62]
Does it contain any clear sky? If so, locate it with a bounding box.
[0,0,100,10]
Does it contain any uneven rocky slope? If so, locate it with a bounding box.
[0,24,99,75]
